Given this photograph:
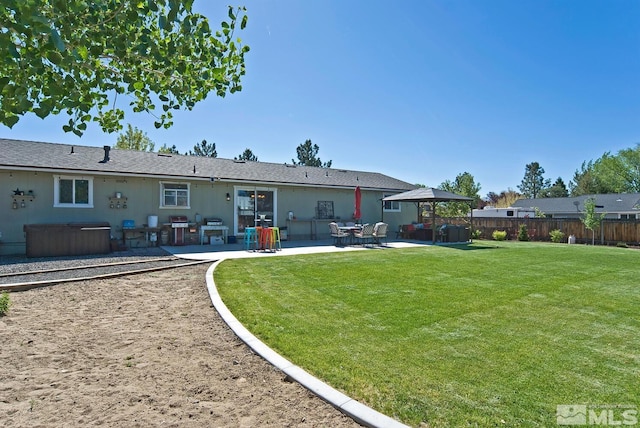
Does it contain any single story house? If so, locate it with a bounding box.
[510,194,640,219]
[0,138,417,256]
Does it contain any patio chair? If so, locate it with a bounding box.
[354,223,375,247]
[372,222,388,245]
[329,222,349,246]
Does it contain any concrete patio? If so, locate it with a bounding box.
[162,238,431,261]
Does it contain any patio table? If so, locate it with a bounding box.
[338,225,362,245]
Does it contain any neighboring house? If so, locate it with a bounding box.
[0,138,416,255]
[510,194,640,219]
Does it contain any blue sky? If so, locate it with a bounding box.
[4,0,639,196]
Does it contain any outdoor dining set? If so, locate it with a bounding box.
[329,221,388,247]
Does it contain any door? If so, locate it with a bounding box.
[234,187,277,235]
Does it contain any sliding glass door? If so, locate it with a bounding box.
[234,187,277,235]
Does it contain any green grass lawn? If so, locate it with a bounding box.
[214,241,640,427]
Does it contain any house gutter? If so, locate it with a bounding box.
[0,166,412,193]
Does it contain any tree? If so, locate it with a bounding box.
[569,145,640,196]
[158,143,179,154]
[235,148,258,161]
[437,172,481,218]
[581,197,606,245]
[518,162,550,198]
[484,189,521,208]
[189,139,216,157]
[543,177,569,198]
[569,160,608,196]
[114,124,155,151]
[598,145,640,193]
[292,139,332,168]
[0,2,249,136]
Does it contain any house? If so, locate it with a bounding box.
[510,194,640,219]
[0,138,416,255]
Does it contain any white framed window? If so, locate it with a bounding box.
[620,214,637,220]
[160,181,190,208]
[54,175,94,208]
[383,194,401,212]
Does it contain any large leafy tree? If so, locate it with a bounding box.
[292,139,332,168]
[189,139,216,157]
[598,145,640,193]
[235,148,258,161]
[569,145,640,196]
[0,1,249,136]
[437,172,481,218]
[518,162,550,198]
[114,124,155,151]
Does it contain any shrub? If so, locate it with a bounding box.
[471,229,482,240]
[517,224,529,241]
[617,241,628,248]
[0,292,10,316]
[492,230,507,241]
[549,229,565,243]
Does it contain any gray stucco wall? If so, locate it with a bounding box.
[0,170,416,255]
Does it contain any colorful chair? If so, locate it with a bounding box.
[243,227,258,251]
[270,227,282,251]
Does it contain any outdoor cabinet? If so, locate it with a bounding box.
[24,222,111,257]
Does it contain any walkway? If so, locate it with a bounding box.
[163,239,421,428]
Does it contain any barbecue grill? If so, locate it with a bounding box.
[169,215,188,245]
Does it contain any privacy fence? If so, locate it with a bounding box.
[441,217,640,245]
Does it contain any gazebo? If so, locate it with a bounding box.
[383,188,474,244]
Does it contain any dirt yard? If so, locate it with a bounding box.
[0,264,361,427]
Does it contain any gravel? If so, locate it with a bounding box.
[0,247,174,276]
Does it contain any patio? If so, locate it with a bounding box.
[161,238,430,261]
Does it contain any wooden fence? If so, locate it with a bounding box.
[441,217,640,245]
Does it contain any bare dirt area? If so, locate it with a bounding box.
[0,264,360,427]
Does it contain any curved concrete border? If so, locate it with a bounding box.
[205,260,409,428]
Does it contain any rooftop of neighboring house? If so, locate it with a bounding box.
[0,138,415,192]
[511,193,640,214]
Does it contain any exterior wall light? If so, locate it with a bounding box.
[226,193,231,201]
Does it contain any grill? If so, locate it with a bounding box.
[169,215,188,245]
[205,218,223,226]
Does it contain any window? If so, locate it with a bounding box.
[620,214,637,220]
[161,182,190,208]
[507,210,514,217]
[54,175,93,208]
[383,194,401,212]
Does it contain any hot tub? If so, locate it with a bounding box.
[23,222,111,257]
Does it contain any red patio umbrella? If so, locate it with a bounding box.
[353,186,362,222]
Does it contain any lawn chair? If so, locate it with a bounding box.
[329,222,348,246]
[372,222,388,245]
[354,223,375,247]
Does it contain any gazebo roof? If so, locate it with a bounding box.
[383,187,473,203]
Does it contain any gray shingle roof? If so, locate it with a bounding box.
[0,138,415,191]
[512,194,640,214]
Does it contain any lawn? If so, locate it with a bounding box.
[214,241,640,427]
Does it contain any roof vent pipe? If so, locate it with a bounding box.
[100,145,110,163]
